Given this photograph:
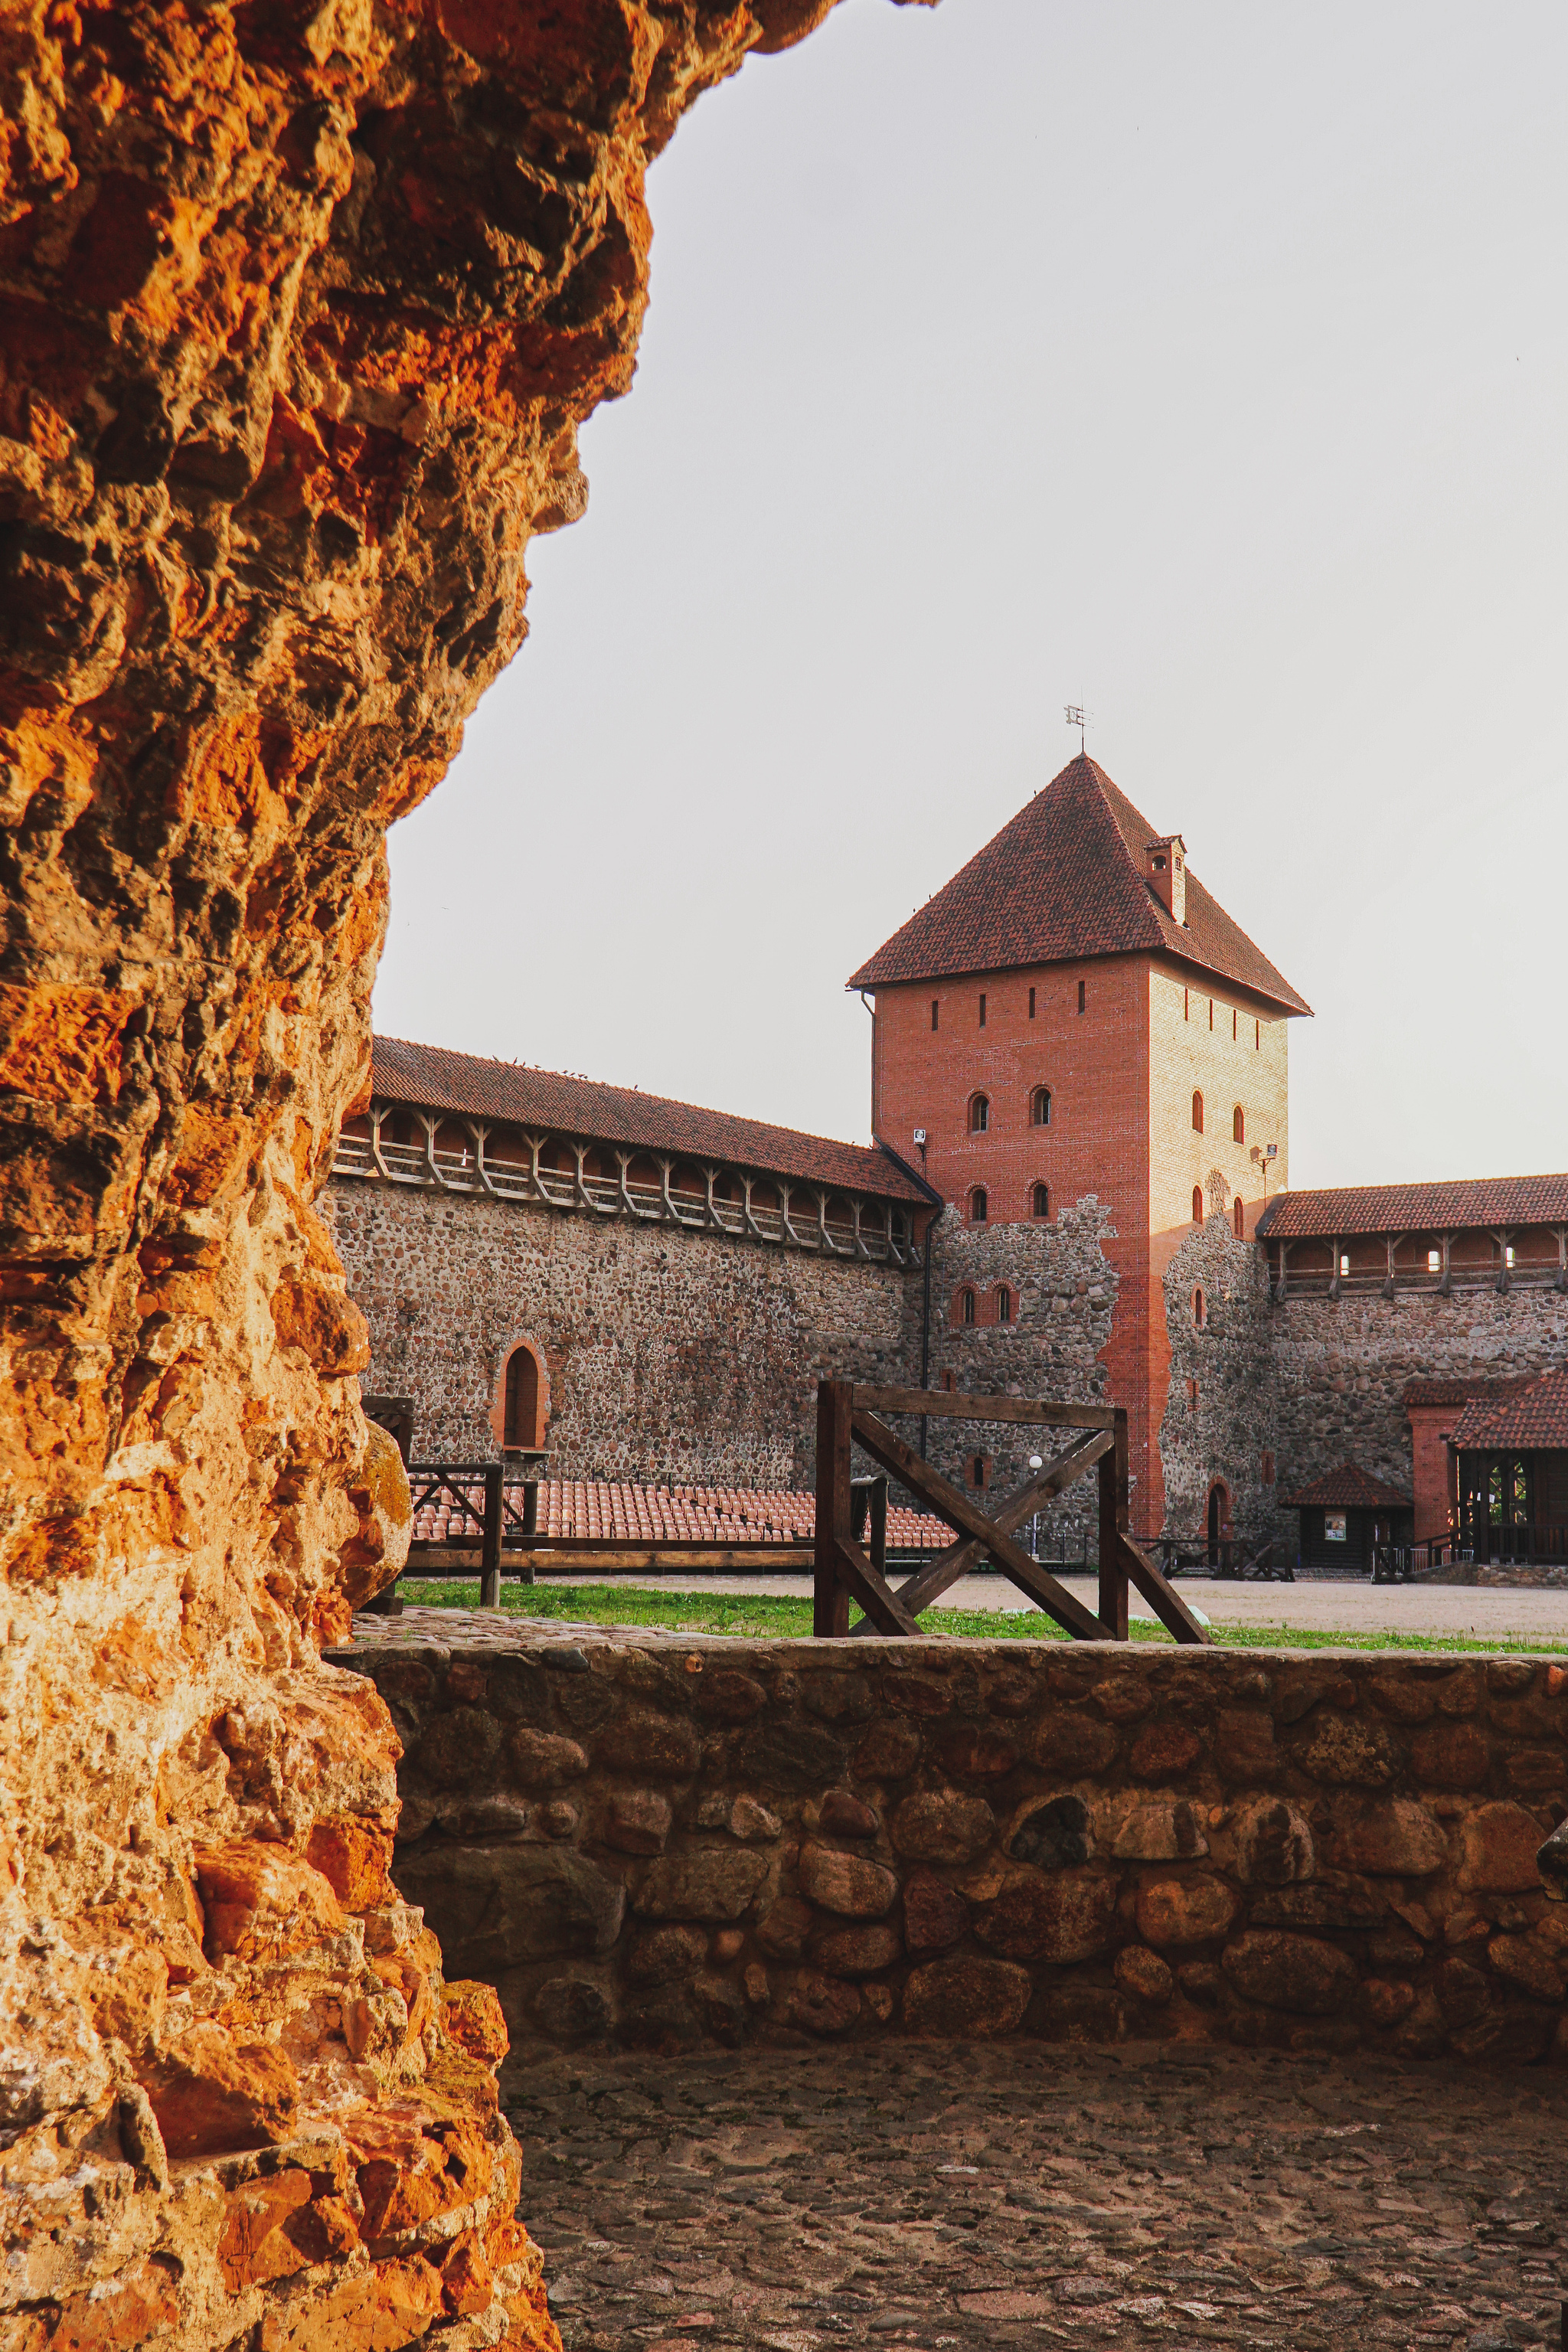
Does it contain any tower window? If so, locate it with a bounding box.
[969,1187,988,1224]
[1077,980,1086,1014]
[1028,986,1036,1018]
[1192,1185,1204,1224]
[1193,1286,1206,1331]
[1031,1085,1052,1127]
[940,1369,957,1391]
[1184,988,1190,1021]
[978,992,987,1027]
[1209,998,1214,1030]
[1233,1008,1237,1040]
[1255,1020,1260,1050]
[1191,1089,1204,1134]
[1233,1105,1245,1145]
[1261,1449,1275,1484]
[503,1342,542,1449]
[969,1452,991,1489]
[1233,1197,1245,1240]
[960,1287,976,1325]
[931,999,939,1032]
[996,1285,1014,1325]
[969,1093,989,1134]
[1032,1181,1050,1220]
[1185,1377,1199,1413]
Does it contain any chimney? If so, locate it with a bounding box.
[1145,834,1187,926]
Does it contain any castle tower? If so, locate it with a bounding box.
[849,755,1311,1537]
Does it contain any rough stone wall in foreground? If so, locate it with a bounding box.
[328,1178,916,1483]
[338,1631,1568,2073]
[0,2,926,2343]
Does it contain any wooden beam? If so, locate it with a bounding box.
[1119,1532,1213,1646]
[867,1428,1114,1625]
[831,1533,921,1635]
[1098,1414,1129,1640]
[815,1377,852,1637]
[406,1544,818,1573]
[848,1408,1107,1642]
[850,1385,1119,1432]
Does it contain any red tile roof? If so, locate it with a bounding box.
[1259,1176,1568,1241]
[1282,1462,1413,1511]
[1451,1371,1568,1452]
[407,1480,949,1550]
[1403,1377,1534,1410]
[368,1037,929,1203]
[847,756,1310,1014]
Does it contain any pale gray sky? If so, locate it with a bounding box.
[375,0,1568,1189]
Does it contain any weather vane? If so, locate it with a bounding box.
[1065,704,1088,755]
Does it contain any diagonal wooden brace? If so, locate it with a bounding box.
[867,1427,1116,1625]
[831,1534,922,1635]
[1119,1532,1213,1645]
[848,1409,1107,1642]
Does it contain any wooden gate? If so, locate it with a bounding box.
[812,1381,1210,1645]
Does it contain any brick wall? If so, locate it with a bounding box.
[328,1180,916,1485]
[336,1628,1568,2069]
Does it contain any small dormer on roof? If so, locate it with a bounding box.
[1145,834,1186,926]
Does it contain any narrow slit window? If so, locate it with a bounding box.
[1031,1086,1052,1127]
[1077,979,1086,1013]
[1254,1020,1260,1050]
[969,1187,988,1224]
[1184,987,1190,1021]
[931,998,939,1032]
[1191,1089,1204,1134]
[1192,1286,1206,1331]
[1261,1449,1275,1484]
[960,1288,976,1325]
[1028,986,1036,1018]
[1032,1181,1050,1219]
[1233,1008,1237,1040]
[1209,998,1214,1031]
[978,992,987,1027]
[1192,1184,1204,1224]
[1233,1105,1245,1144]
[1233,1196,1245,1240]
[969,1093,989,1134]
[996,1285,1014,1325]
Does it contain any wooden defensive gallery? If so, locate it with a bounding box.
[329,757,1568,1564]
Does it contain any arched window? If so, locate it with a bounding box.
[995,1285,1014,1325]
[1031,1181,1050,1220]
[1192,1287,1206,1331]
[960,1288,976,1326]
[969,1187,988,1224]
[503,1343,541,1449]
[1031,1086,1052,1127]
[969,1093,990,1134]
[969,1452,991,1489]
[1233,1196,1245,1240]
[1192,1184,1204,1224]
[1233,1105,1245,1145]
[1191,1089,1204,1134]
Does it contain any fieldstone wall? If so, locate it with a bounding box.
[328,1180,917,1483]
[923,1199,1118,1537]
[1158,1209,1279,1549]
[1271,1286,1568,1514]
[334,1630,1568,2076]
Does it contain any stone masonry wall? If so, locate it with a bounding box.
[329,1179,918,1485]
[1271,1285,1568,1522]
[1158,1207,1279,1550]
[334,1630,1568,2077]
[923,1199,1118,1541]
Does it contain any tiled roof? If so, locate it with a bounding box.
[1451,1371,1568,1452]
[1282,1462,1413,1511]
[1258,1175,1568,1240]
[847,756,1310,1014]
[1403,1377,1534,1411]
[407,1481,949,1551]
[368,1037,929,1203]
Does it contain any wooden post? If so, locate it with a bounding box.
[520,1477,539,1587]
[814,1380,852,1637]
[868,1474,887,1588]
[480,1462,503,1609]
[1097,1410,1129,1639]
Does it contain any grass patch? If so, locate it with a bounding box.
[393,1578,1565,1656]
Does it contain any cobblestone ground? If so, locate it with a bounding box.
[508,2047,1567,2351]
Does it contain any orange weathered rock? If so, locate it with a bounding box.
[0,0,924,2344]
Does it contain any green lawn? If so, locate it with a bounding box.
[391,1578,1564,1656]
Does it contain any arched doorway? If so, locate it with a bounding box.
[1207,1479,1231,1568]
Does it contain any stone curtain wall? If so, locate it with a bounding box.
[915,1197,1119,1536]
[1157,1208,1280,1550]
[0,4,928,2347]
[335,1632,1568,2073]
[329,1179,917,1484]
[1270,1287,1568,1518]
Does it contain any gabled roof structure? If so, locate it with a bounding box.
[1258,1175,1568,1241]
[1282,1462,1413,1511]
[848,755,1310,1014]
[366,1035,929,1202]
[1451,1370,1568,1452]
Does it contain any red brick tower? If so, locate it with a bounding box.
[850,756,1311,1537]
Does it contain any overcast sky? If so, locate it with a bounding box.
[374,0,1568,1191]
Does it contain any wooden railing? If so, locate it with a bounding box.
[813,1381,1210,1645]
